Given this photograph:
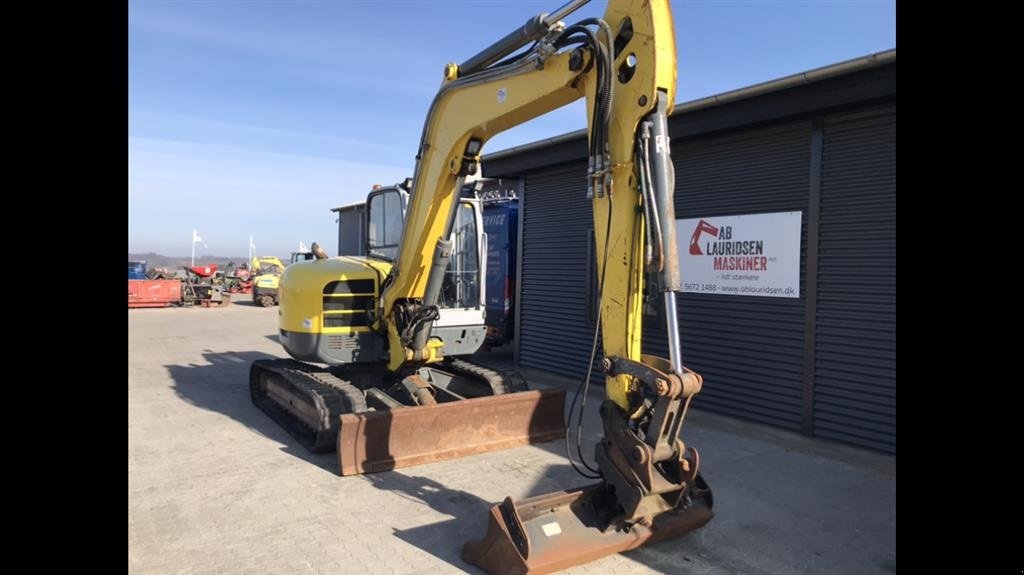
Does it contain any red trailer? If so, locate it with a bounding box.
[128,279,182,308]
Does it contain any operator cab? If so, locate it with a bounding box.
[366,185,406,262]
[366,181,483,310]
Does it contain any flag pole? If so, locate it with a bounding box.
[192,228,196,267]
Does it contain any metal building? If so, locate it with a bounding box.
[330,202,367,257]
[483,50,896,453]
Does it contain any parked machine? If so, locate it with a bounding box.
[252,250,315,306]
[254,0,711,570]
[251,256,286,307]
[223,262,255,295]
[181,264,231,307]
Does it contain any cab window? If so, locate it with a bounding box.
[368,190,405,260]
[440,203,480,309]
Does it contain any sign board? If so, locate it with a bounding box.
[676,211,802,298]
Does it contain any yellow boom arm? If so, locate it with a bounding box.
[382,1,679,418]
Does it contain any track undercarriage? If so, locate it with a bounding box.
[249,357,566,475]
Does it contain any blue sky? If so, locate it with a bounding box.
[128,0,895,258]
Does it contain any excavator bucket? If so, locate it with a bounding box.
[337,388,566,476]
[462,478,714,575]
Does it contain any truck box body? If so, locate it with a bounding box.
[482,199,518,344]
[128,279,182,308]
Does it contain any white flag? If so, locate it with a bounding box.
[193,229,203,243]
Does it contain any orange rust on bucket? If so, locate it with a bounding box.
[462,480,713,574]
[337,388,566,476]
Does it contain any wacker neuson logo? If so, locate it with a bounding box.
[676,212,802,298]
[688,218,768,271]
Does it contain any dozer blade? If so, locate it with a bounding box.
[462,478,713,575]
[337,388,566,476]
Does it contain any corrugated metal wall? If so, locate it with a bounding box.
[662,121,811,430]
[519,122,810,431]
[814,105,896,452]
[517,164,597,380]
[337,205,366,256]
[514,106,895,453]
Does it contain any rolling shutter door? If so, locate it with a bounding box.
[814,106,897,452]
[654,121,812,430]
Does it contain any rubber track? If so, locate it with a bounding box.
[443,357,529,395]
[249,358,366,453]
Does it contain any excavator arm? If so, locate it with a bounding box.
[380,43,588,370]
[382,0,679,394]
[372,0,711,571]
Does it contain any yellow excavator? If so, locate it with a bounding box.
[252,250,317,307]
[252,0,712,570]
[250,256,286,307]
[250,179,567,471]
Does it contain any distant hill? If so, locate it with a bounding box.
[128,253,275,270]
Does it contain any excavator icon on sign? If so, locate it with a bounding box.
[689,219,720,255]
